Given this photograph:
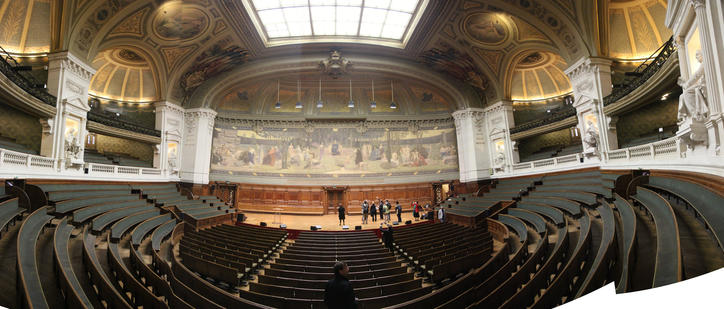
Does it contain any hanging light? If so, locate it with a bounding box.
[390,80,397,109]
[370,79,376,109]
[316,79,324,108]
[348,79,355,108]
[274,80,281,109]
[295,80,303,109]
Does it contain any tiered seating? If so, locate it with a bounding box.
[0,136,37,154]
[0,188,24,239]
[630,187,682,287]
[256,229,433,308]
[16,206,55,308]
[179,224,286,287]
[394,223,492,282]
[3,173,723,309]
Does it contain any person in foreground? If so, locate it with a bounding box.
[325,261,358,309]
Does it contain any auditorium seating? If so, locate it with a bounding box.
[1,172,723,309]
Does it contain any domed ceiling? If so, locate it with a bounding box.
[89,48,158,102]
[0,0,50,54]
[609,0,672,59]
[510,51,571,101]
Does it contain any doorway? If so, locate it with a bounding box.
[323,187,347,214]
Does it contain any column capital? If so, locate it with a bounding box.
[690,0,705,9]
[564,57,613,82]
[452,108,486,121]
[48,51,96,82]
[155,101,185,115]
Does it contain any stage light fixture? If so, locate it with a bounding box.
[275,80,281,109]
[295,80,303,109]
[348,79,355,108]
[370,79,376,108]
[316,79,324,108]
[390,80,397,109]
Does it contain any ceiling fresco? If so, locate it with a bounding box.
[89,48,158,102]
[509,51,571,101]
[608,0,671,60]
[0,0,51,54]
[8,0,667,117]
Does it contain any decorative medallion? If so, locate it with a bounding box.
[463,12,511,47]
[152,5,209,41]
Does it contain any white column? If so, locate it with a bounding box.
[565,57,614,161]
[181,108,216,184]
[667,0,721,156]
[692,0,723,155]
[44,51,95,170]
[452,108,489,182]
[154,102,185,177]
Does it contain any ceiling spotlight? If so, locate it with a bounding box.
[295,80,303,109]
[348,79,354,108]
[316,79,323,108]
[275,80,281,109]
[660,93,670,101]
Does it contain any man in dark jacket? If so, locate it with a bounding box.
[324,261,357,309]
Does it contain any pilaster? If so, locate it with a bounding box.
[565,56,615,160]
[181,108,217,184]
[43,51,95,170]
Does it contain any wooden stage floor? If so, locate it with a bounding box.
[241,211,432,231]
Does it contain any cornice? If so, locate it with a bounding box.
[215,117,454,130]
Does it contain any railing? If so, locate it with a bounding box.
[0,147,171,180]
[512,153,582,171]
[603,37,677,106]
[510,104,576,134]
[87,111,161,137]
[0,148,56,170]
[0,45,56,107]
[605,137,679,162]
[87,163,162,177]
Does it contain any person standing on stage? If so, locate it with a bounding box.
[370,201,377,222]
[412,201,420,221]
[395,201,402,223]
[361,200,369,224]
[338,203,346,226]
[379,198,385,221]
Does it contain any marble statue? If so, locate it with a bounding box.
[678,50,709,122]
[583,121,598,153]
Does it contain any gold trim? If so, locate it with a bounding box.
[640,4,663,46]
[623,8,638,57]
[18,0,35,51]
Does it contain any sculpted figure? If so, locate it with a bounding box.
[583,122,598,152]
[678,50,709,121]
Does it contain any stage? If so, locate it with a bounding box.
[239,211,433,231]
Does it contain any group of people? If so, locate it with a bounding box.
[360,199,407,224]
[338,199,442,227]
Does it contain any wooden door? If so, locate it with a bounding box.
[324,188,347,214]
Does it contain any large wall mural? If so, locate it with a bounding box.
[210,122,458,179]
